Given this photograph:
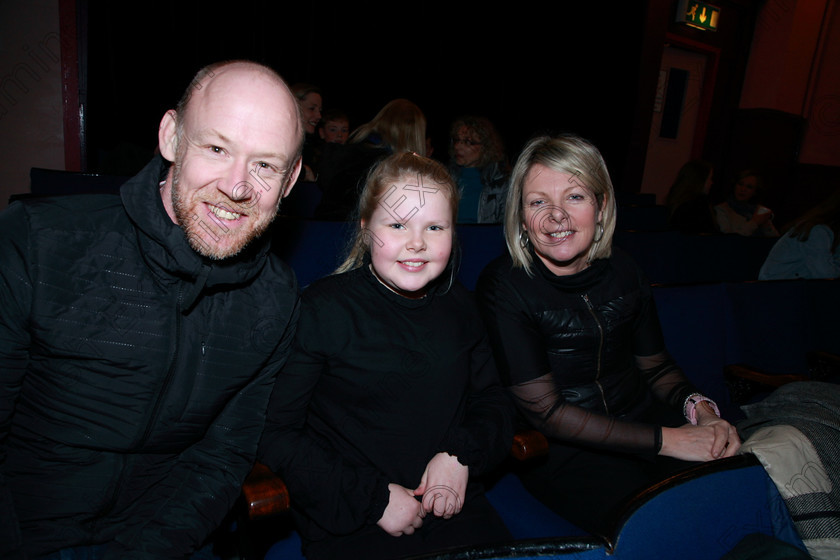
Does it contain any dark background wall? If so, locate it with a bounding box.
[85,1,651,191]
[88,0,833,227]
[6,0,833,225]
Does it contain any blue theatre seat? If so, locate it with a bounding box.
[652,278,840,420]
[483,471,588,540]
[652,282,734,410]
[723,279,840,376]
[455,223,506,290]
[398,455,806,560]
[598,454,806,559]
[270,219,354,288]
[614,230,777,285]
[249,455,807,559]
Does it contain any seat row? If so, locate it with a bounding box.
[269,217,779,290]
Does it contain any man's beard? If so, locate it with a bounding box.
[170,157,282,260]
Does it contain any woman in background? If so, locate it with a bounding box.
[447,115,510,224]
[291,83,324,183]
[714,170,779,237]
[315,99,427,220]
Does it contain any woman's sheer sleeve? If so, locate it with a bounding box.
[635,351,699,412]
[509,373,662,454]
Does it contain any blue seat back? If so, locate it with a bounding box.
[603,455,806,559]
[653,283,733,406]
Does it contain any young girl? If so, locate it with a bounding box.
[259,152,515,559]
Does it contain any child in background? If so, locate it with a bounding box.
[259,152,515,560]
[318,109,350,145]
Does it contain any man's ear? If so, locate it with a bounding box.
[158,110,179,162]
[282,157,303,198]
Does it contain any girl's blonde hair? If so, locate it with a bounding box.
[504,134,617,276]
[335,152,460,286]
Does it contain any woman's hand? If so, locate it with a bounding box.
[377,483,424,537]
[660,417,740,462]
[414,452,468,519]
[696,402,741,457]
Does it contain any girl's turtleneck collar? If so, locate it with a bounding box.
[359,253,454,309]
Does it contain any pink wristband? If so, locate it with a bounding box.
[683,393,720,425]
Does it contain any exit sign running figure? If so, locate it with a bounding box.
[678,0,720,31]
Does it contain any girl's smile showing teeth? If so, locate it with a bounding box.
[399,260,427,270]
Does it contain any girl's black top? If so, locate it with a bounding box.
[259,264,514,543]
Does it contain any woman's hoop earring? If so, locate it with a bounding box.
[519,230,530,248]
[593,223,604,243]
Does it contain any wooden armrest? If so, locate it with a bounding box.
[724,364,808,388]
[724,363,810,405]
[242,462,290,520]
[511,429,549,461]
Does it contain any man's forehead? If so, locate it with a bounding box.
[185,79,299,132]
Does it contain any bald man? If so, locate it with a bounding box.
[0,61,303,560]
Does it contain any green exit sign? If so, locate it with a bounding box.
[678,0,720,31]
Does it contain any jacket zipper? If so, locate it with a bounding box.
[138,286,183,447]
[581,293,609,415]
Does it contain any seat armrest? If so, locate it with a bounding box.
[243,429,552,521]
[724,363,808,388]
[242,462,290,520]
[511,429,549,461]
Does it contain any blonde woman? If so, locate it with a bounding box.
[476,134,740,534]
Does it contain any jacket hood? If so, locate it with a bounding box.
[120,156,272,311]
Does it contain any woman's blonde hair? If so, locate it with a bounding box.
[348,99,427,155]
[504,134,617,276]
[335,152,461,282]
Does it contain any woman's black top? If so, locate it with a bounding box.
[475,247,700,455]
